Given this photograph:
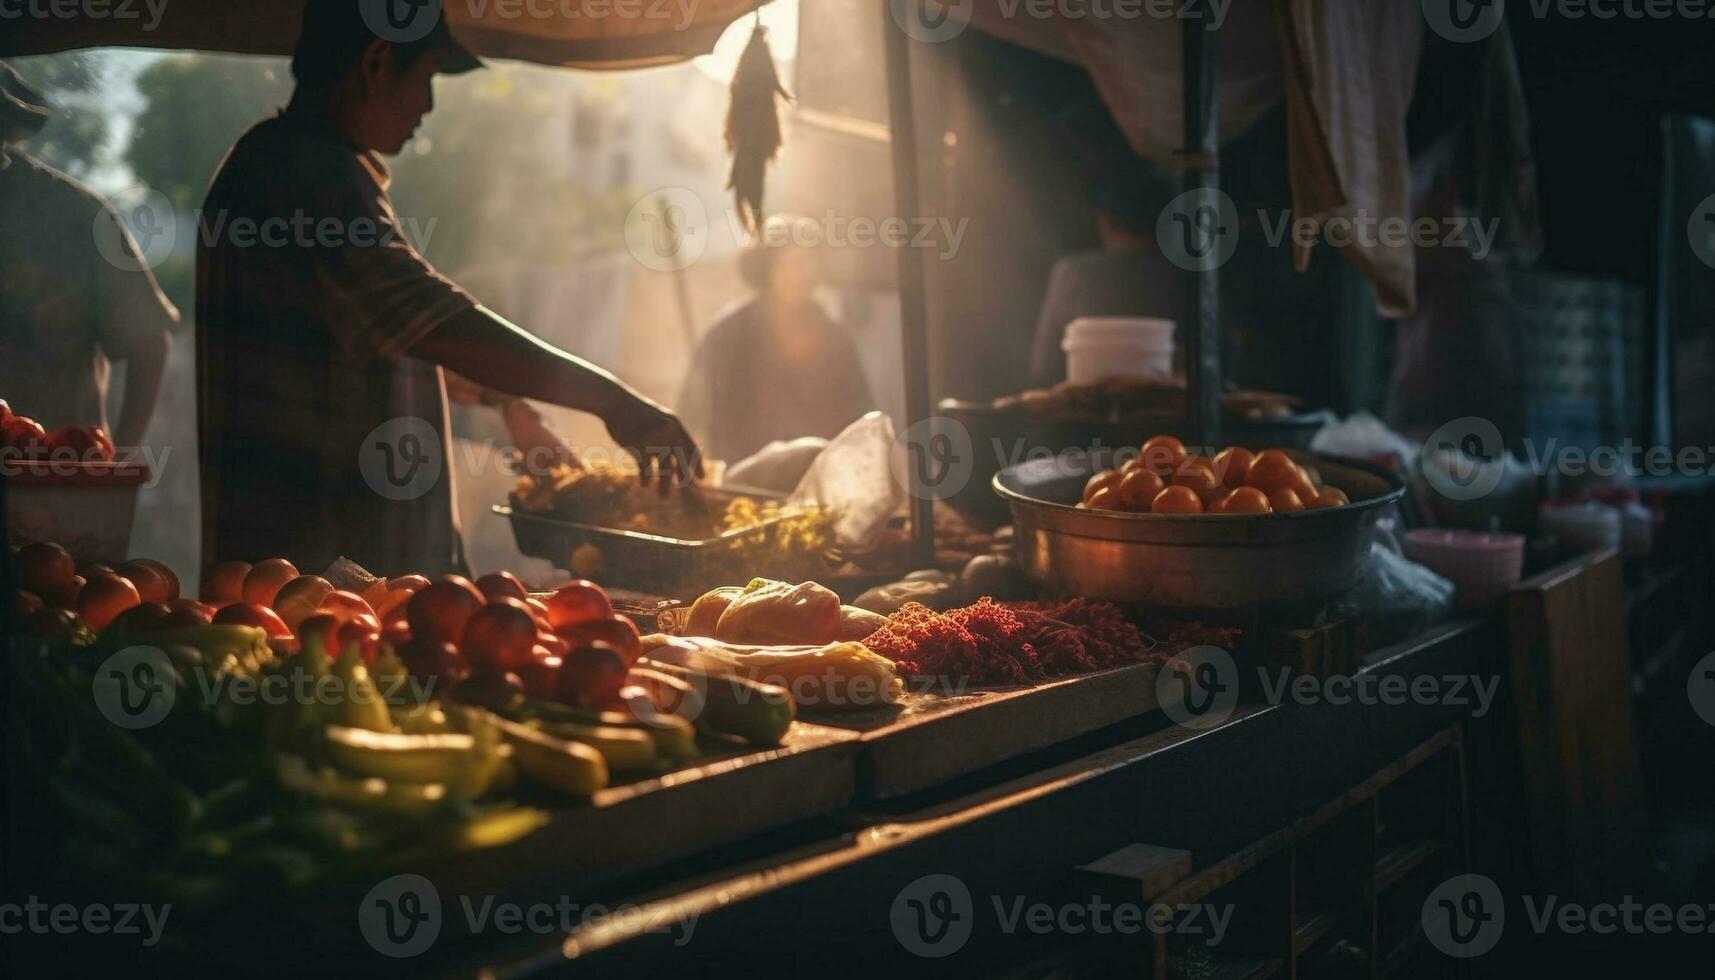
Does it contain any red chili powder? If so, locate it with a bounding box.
[864,597,1231,685]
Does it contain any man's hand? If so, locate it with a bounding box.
[501,399,580,477]
[604,395,703,492]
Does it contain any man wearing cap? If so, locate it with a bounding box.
[0,60,177,454]
[199,0,702,577]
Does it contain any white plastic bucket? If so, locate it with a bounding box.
[1062,317,1176,384]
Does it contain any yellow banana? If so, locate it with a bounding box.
[322,725,475,785]
[489,716,608,798]
[538,720,657,774]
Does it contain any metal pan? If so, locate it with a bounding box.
[495,486,793,597]
[993,451,1405,614]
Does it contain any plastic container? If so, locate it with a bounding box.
[5,458,150,565]
[1062,317,1175,384]
[1401,529,1525,610]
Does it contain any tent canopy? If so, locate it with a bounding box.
[950,0,1432,317]
[1,0,772,70]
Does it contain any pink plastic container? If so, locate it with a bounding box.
[1401,528,1525,610]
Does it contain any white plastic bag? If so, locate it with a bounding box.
[1354,509,1455,642]
[725,437,830,495]
[789,412,905,549]
[1309,410,1417,466]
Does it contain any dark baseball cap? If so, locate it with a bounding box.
[295,0,484,86]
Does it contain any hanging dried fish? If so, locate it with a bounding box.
[724,19,792,238]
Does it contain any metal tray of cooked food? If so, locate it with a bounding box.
[496,487,794,597]
[994,450,1405,615]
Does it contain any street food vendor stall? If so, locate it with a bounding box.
[5,1,1714,977]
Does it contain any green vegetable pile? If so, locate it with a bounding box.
[4,625,547,921]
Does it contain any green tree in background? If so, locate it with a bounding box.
[7,53,112,179]
[128,55,293,210]
[124,54,291,308]
[388,64,634,274]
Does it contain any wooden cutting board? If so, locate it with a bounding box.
[431,721,859,897]
[806,662,1164,801]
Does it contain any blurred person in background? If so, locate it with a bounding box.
[1027,163,1183,388]
[677,215,876,464]
[0,60,176,453]
[198,0,699,578]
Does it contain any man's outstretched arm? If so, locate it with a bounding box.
[412,305,702,488]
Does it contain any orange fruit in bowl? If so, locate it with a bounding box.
[1211,446,1255,489]
[1151,484,1205,514]
[1173,455,1223,499]
[1244,449,1300,494]
[1308,486,1350,509]
[1139,434,1187,476]
[1300,462,1324,491]
[1210,486,1272,515]
[1268,487,1307,512]
[1285,465,1319,504]
[1086,486,1119,511]
[1083,469,1122,503]
[1113,468,1167,510]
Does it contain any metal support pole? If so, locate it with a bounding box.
[1182,9,1223,449]
[882,6,937,569]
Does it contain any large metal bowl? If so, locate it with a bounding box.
[994,451,1405,614]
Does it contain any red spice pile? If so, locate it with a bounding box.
[864,597,1218,685]
[1140,619,1244,662]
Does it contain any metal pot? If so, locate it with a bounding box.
[993,451,1405,615]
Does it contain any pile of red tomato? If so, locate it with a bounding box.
[14,541,189,636]
[10,542,640,710]
[0,400,116,462]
